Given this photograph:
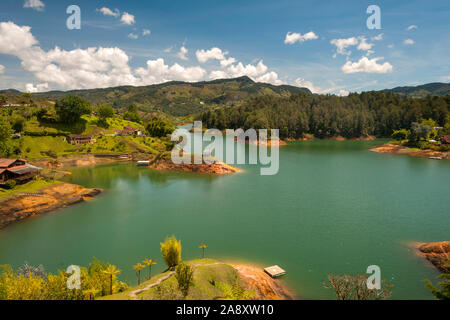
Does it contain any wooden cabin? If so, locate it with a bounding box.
[67,134,95,145]
[0,159,41,185]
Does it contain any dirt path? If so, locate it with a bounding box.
[128,272,175,300]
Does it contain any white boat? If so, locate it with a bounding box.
[137,160,150,166]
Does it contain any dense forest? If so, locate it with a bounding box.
[200,91,449,139]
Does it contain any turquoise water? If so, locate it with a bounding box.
[0,140,449,299]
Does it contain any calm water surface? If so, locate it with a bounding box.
[0,140,449,299]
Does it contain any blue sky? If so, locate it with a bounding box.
[0,0,449,94]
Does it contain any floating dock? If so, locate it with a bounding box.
[264,265,286,278]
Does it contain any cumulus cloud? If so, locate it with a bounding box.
[407,25,418,31]
[196,47,228,63]
[342,57,393,74]
[330,37,358,56]
[403,39,414,45]
[25,82,48,93]
[97,7,120,18]
[23,0,45,12]
[177,46,188,60]
[357,37,374,52]
[121,12,135,25]
[284,31,318,44]
[372,33,383,41]
[338,89,349,97]
[295,78,322,93]
[211,60,283,85]
[0,65,4,74]
[135,59,206,84]
[142,29,151,36]
[128,33,138,40]
[0,21,286,90]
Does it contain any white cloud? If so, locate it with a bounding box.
[196,47,228,63]
[438,75,450,82]
[357,37,374,52]
[128,33,138,40]
[121,12,135,25]
[337,89,349,97]
[407,25,418,31]
[0,65,4,74]
[211,60,284,85]
[177,46,188,60]
[25,82,48,93]
[0,21,286,90]
[372,33,383,41]
[284,31,318,44]
[135,59,206,84]
[330,37,358,56]
[23,0,45,12]
[342,57,393,74]
[0,22,39,55]
[387,44,394,48]
[142,29,151,36]
[403,39,414,45]
[163,46,173,53]
[295,78,322,93]
[97,7,120,18]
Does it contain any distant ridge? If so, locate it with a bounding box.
[27,76,310,116]
[383,82,450,98]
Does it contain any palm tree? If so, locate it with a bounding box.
[83,287,100,300]
[198,243,207,258]
[142,258,157,280]
[102,265,121,295]
[133,263,145,285]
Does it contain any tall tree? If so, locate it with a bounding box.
[55,96,92,124]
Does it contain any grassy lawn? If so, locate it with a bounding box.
[0,178,59,200]
[99,259,244,300]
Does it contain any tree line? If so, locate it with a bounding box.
[200,92,449,139]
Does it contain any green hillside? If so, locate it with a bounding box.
[384,82,450,98]
[32,76,310,116]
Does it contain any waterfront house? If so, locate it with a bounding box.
[67,134,95,145]
[0,158,41,185]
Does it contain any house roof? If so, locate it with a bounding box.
[0,159,16,168]
[0,169,5,175]
[7,164,41,175]
[442,135,450,143]
[0,158,26,168]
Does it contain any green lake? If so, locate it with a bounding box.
[0,140,449,299]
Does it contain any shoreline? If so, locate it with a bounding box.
[370,143,449,160]
[30,153,241,175]
[230,263,295,300]
[415,241,450,273]
[0,182,103,229]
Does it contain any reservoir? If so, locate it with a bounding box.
[0,140,448,299]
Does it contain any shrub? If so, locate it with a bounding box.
[5,179,16,189]
[160,235,182,270]
[175,262,194,298]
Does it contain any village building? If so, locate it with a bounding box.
[0,159,41,186]
[67,134,96,145]
[441,135,450,144]
[115,126,142,136]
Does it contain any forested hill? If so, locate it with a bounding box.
[384,82,450,98]
[32,76,310,116]
[200,91,449,139]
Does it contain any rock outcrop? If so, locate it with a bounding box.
[0,183,103,229]
[418,241,450,273]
